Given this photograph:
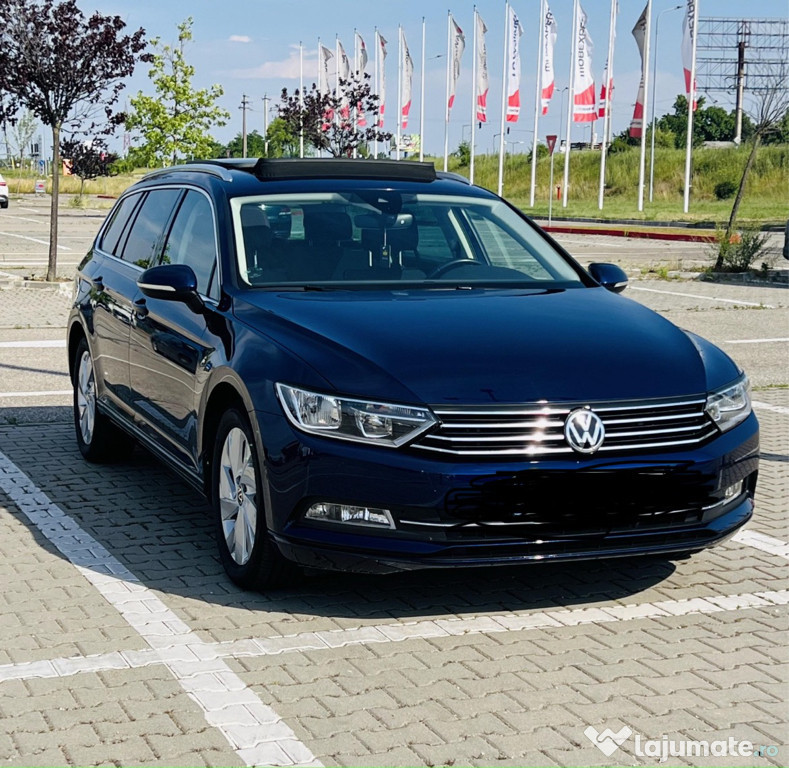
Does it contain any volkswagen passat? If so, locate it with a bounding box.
[67,159,758,590]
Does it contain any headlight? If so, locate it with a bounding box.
[705,375,752,432]
[276,384,436,447]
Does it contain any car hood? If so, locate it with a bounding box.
[235,287,733,405]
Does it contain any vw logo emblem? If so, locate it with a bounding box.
[564,408,605,454]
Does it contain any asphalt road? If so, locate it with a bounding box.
[0,196,786,768]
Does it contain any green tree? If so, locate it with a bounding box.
[0,0,147,281]
[265,117,300,157]
[226,130,266,158]
[127,18,230,165]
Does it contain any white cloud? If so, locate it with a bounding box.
[232,46,317,80]
[229,35,251,44]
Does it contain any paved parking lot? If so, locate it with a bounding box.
[0,198,787,767]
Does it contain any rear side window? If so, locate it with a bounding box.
[100,193,142,257]
[161,190,219,298]
[120,188,182,268]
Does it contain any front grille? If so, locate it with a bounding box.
[413,397,718,457]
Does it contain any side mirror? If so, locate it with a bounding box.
[137,264,203,311]
[588,262,628,293]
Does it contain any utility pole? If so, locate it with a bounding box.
[734,38,746,145]
[262,94,270,157]
[240,95,251,157]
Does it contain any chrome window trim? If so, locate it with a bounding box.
[93,183,222,306]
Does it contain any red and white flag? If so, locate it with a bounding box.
[337,40,351,121]
[355,33,368,127]
[376,32,387,127]
[505,6,522,123]
[448,17,465,113]
[541,7,557,116]
[598,57,613,118]
[629,3,647,137]
[475,13,489,122]
[400,29,414,129]
[573,5,596,122]
[682,0,698,110]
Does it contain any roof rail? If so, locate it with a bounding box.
[436,171,471,185]
[143,163,235,183]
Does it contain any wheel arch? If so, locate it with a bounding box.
[67,321,88,382]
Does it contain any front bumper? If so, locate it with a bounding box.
[258,410,759,574]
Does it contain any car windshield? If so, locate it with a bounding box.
[230,191,584,288]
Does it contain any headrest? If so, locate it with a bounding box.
[241,205,270,228]
[304,210,352,242]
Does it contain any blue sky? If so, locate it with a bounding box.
[88,0,788,156]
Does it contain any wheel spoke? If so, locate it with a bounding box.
[218,425,258,566]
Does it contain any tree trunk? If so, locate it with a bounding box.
[716,134,761,270]
[47,122,61,283]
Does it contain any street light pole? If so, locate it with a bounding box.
[649,5,682,202]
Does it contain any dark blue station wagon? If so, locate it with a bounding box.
[67,159,759,590]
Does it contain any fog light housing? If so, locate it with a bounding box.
[305,503,395,529]
[723,480,744,499]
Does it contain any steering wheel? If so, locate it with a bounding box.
[428,259,485,279]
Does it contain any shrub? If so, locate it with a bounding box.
[714,180,737,199]
[712,226,769,272]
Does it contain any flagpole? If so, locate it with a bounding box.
[397,26,402,161]
[598,0,617,210]
[419,17,426,162]
[562,0,578,208]
[530,0,546,207]
[637,0,653,211]
[374,29,379,159]
[444,10,451,172]
[683,0,698,213]
[470,6,478,184]
[299,40,304,158]
[353,29,358,159]
[497,2,508,196]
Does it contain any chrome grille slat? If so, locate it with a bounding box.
[414,397,715,457]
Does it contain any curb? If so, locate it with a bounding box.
[542,224,717,243]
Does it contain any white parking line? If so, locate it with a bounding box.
[724,338,789,344]
[0,340,65,348]
[0,390,71,398]
[0,588,786,685]
[0,231,71,250]
[630,285,775,308]
[733,530,789,560]
[753,401,789,416]
[0,451,321,768]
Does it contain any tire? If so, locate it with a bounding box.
[212,408,300,590]
[72,337,134,462]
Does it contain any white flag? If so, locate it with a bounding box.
[629,3,647,137]
[682,0,698,109]
[475,14,489,122]
[319,44,334,128]
[400,29,414,130]
[337,40,351,120]
[572,4,596,122]
[319,44,333,96]
[448,16,465,112]
[376,32,387,127]
[355,33,368,128]
[505,6,522,122]
[541,7,558,116]
[355,32,368,74]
